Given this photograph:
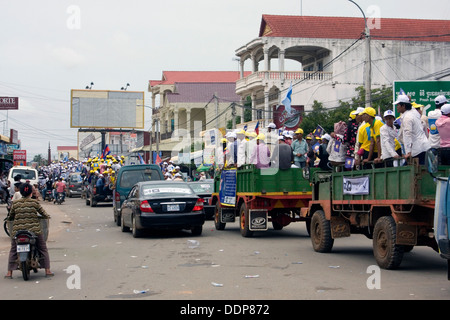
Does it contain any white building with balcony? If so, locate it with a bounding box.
[235,15,450,125]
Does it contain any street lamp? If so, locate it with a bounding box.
[121,83,130,90]
[85,82,94,89]
[348,0,372,109]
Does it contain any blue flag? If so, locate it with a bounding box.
[138,153,145,164]
[345,157,355,169]
[282,83,293,114]
[313,125,324,137]
[312,142,320,153]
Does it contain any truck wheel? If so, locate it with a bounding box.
[214,203,226,230]
[240,202,253,238]
[373,216,404,269]
[310,210,334,252]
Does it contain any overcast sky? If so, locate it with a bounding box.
[1,0,449,161]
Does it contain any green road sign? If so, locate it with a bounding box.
[393,80,450,117]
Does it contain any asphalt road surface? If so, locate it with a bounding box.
[0,197,449,302]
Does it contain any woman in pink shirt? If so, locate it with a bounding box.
[435,104,450,165]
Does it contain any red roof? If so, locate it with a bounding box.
[149,71,251,87]
[259,15,450,42]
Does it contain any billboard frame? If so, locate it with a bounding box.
[70,89,145,129]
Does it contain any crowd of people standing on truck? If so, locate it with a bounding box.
[218,94,449,171]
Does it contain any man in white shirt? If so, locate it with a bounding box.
[395,95,431,165]
[379,110,401,167]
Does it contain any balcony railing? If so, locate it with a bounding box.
[236,70,333,92]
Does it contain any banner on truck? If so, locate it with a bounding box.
[219,168,237,207]
[343,176,369,195]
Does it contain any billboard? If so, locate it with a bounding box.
[13,150,26,166]
[0,97,18,110]
[70,90,144,129]
[272,105,304,130]
[393,81,450,116]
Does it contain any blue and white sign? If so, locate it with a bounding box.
[219,168,237,207]
[343,176,370,195]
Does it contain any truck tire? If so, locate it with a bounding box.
[373,216,404,269]
[214,203,226,230]
[240,202,253,238]
[310,210,334,252]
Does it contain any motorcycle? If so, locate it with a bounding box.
[4,218,49,281]
[54,192,64,204]
[44,189,53,202]
[14,230,44,281]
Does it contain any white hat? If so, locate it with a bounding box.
[278,135,285,140]
[227,132,236,139]
[394,95,410,105]
[351,107,365,116]
[321,134,331,141]
[441,104,450,115]
[383,110,395,118]
[435,95,448,105]
[267,123,276,129]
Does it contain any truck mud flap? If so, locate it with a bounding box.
[396,224,417,246]
[220,207,236,223]
[249,209,268,231]
[330,216,350,238]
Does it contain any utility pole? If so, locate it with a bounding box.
[214,93,219,129]
[349,1,372,109]
[231,103,236,129]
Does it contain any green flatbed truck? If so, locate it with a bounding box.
[302,159,450,269]
[211,165,315,237]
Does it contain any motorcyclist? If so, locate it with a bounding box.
[5,182,53,278]
[54,177,66,203]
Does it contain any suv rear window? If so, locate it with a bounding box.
[12,169,37,180]
[119,169,161,188]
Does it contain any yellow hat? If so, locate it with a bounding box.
[236,129,246,135]
[412,102,423,109]
[245,132,257,138]
[362,107,376,117]
[295,128,303,134]
[256,133,265,141]
[221,138,227,143]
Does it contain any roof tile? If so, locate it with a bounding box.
[260,15,450,42]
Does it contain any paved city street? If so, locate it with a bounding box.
[0,197,449,302]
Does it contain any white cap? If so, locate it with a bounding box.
[441,104,450,115]
[351,107,365,115]
[321,134,331,141]
[435,95,448,105]
[394,95,410,105]
[227,132,236,139]
[383,110,395,118]
[277,136,285,140]
[267,123,276,129]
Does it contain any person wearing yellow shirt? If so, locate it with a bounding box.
[356,107,384,168]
